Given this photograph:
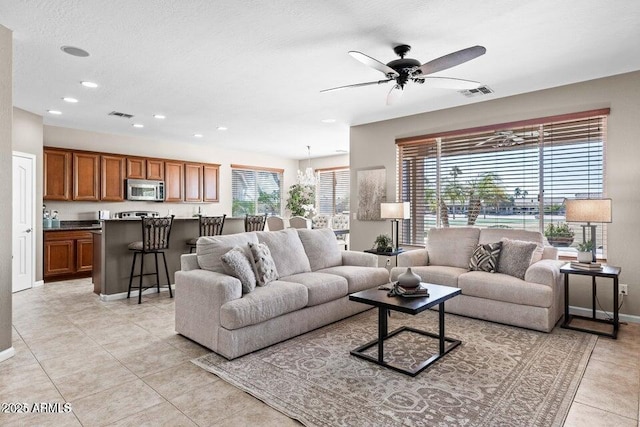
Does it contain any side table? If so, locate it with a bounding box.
[560,263,622,339]
[364,248,405,268]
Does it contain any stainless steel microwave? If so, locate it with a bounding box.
[126,179,164,201]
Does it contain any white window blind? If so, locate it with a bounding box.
[397,110,608,257]
[317,168,350,215]
[231,166,283,217]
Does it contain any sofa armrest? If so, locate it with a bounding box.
[181,253,200,271]
[524,259,564,287]
[398,249,429,267]
[341,250,378,267]
[542,246,558,260]
[174,269,243,351]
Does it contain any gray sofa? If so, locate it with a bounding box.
[390,227,564,332]
[175,228,389,359]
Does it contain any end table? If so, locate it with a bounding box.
[560,263,622,339]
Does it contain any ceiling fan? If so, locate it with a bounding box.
[320,44,486,105]
[476,130,543,147]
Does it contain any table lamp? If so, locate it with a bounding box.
[565,198,612,262]
[380,202,410,251]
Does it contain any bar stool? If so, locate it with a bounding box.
[244,213,267,232]
[187,214,226,253]
[127,215,174,304]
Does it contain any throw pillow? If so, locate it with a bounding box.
[497,238,538,280]
[221,246,256,294]
[469,242,502,272]
[248,242,279,286]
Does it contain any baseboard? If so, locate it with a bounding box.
[0,346,16,363]
[100,285,175,302]
[33,280,44,288]
[569,305,640,324]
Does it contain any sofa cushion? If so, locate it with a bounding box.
[427,227,480,269]
[297,228,342,271]
[469,242,502,273]
[248,242,279,286]
[219,280,308,330]
[256,229,311,277]
[197,233,258,273]
[221,247,256,293]
[497,238,538,280]
[281,272,348,306]
[391,265,466,287]
[458,271,553,308]
[480,228,544,263]
[318,266,389,293]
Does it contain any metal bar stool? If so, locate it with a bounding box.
[244,213,267,232]
[127,215,174,304]
[187,214,226,253]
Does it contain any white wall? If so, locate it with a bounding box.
[350,70,640,317]
[298,153,349,172]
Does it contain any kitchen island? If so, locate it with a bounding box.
[93,216,245,299]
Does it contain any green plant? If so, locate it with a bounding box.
[373,234,393,252]
[285,184,315,217]
[544,222,574,238]
[577,240,594,252]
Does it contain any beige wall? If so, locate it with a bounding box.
[0,25,13,358]
[350,70,640,318]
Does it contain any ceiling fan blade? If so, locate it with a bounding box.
[349,51,399,77]
[416,45,486,76]
[320,79,393,93]
[475,134,501,146]
[386,84,403,105]
[415,76,482,90]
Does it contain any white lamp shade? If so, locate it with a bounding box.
[380,202,410,219]
[565,198,612,223]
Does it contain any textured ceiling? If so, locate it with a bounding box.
[1,0,639,159]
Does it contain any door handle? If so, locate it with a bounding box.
[25,228,32,233]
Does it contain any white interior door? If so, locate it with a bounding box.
[12,152,35,293]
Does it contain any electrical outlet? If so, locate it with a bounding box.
[620,284,628,296]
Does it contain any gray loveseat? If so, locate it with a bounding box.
[390,227,564,332]
[175,228,389,359]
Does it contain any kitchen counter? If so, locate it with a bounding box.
[43,220,102,231]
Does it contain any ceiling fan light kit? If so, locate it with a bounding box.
[322,44,486,104]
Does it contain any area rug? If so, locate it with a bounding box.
[193,310,596,427]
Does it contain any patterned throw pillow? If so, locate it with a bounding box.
[469,242,502,272]
[497,238,538,280]
[221,246,256,294]
[248,242,279,286]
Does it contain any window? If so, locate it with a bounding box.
[397,109,608,257]
[317,167,350,215]
[231,165,283,217]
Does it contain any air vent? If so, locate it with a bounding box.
[459,85,494,98]
[108,111,134,119]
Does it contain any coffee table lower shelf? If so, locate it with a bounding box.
[350,324,461,377]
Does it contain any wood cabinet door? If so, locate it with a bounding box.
[126,157,146,179]
[76,239,93,272]
[73,153,100,201]
[147,159,164,180]
[44,240,75,276]
[164,161,184,202]
[203,164,219,202]
[43,149,72,200]
[101,155,125,201]
[184,163,203,202]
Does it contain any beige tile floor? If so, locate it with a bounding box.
[1,279,638,426]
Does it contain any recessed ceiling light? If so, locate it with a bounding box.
[153,114,166,119]
[321,118,336,123]
[217,126,228,131]
[193,134,203,138]
[62,97,78,103]
[60,46,90,57]
[132,123,144,128]
[81,81,98,88]
[47,110,62,115]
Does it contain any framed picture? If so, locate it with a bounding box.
[357,167,386,220]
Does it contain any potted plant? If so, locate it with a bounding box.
[544,223,575,247]
[576,240,594,263]
[285,184,316,218]
[373,234,393,253]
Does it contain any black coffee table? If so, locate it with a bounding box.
[349,283,461,376]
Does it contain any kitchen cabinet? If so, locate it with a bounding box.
[164,161,184,202]
[147,159,164,180]
[203,164,220,202]
[44,148,72,200]
[44,230,93,282]
[101,155,126,201]
[184,163,203,202]
[73,152,100,201]
[126,157,146,179]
